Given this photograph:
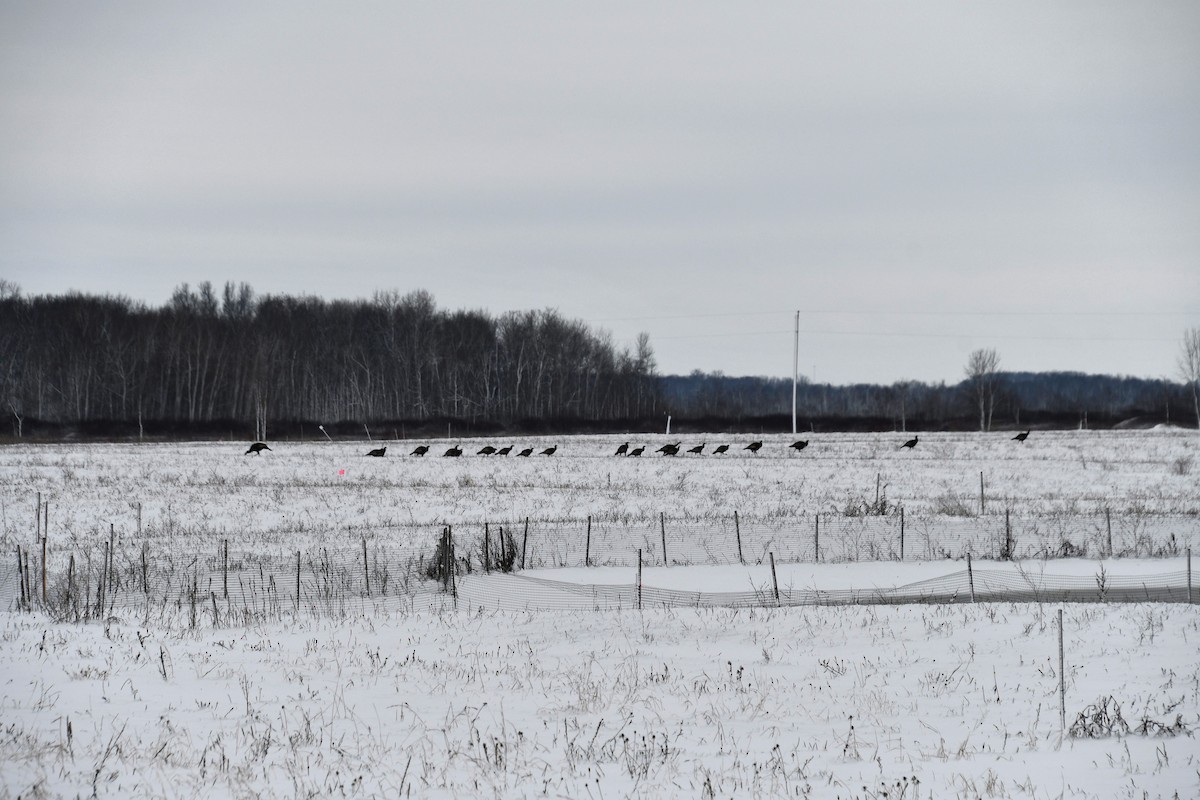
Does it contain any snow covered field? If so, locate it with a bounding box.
[1,431,1198,798]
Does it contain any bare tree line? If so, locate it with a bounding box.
[0,282,660,428]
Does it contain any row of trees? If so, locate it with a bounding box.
[1,282,661,431]
[663,341,1200,431]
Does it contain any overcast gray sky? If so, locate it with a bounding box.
[2,1,1198,384]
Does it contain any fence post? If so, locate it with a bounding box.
[295,550,301,610]
[734,511,744,565]
[67,553,75,611]
[585,516,592,568]
[899,507,905,562]
[141,543,148,595]
[1005,509,1012,560]
[1188,548,1192,605]
[16,546,24,610]
[660,512,668,567]
[521,517,529,570]
[36,492,41,541]
[222,539,229,599]
[814,513,820,563]
[980,471,985,515]
[137,502,142,539]
[41,536,47,604]
[1105,508,1113,557]
[967,553,975,603]
[637,548,642,610]
[483,523,490,573]
[362,537,370,597]
[108,525,115,591]
[769,552,779,605]
[1058,608,1066,732]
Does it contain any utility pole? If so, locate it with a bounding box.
[792,310,799,435]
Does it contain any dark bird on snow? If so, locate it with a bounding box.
[540,445,558,456]
[712,444,730,454]
[477,445,497,456]
[900,436,919,449]
[496,445,513,456]
[366,446,387,457]
[245,442,271,455]
[687,443,705,455]
[443,445,463,457]
[410,445,430,456]
[614,442,629,456]
[1012,431,1030,442]
[744,441,763,453]
[658,442,681,456]
[628,446,645,457]
[790,440,809,452]
[517,447,534,457]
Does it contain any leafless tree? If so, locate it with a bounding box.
[1179,327,1200,429]
[965,348,1002,431]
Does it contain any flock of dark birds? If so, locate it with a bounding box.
[243,432,1034,457]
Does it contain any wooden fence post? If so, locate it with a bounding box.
[141,543,148,595]
[814,513,820,562]
[899,507,905,562]
[585,516,592,568]
[980,471,985,515]
[1004,509,1012,560]
[36,492,41,541]
[734,511,744,565]
[769,552,779,605]
[1187,548,1192,605]
[483,523,490,573]
[1058,608,1066,732]
[295,550,301,610]
[222,539,229,599]
[660,512,668,567]
[41,536,47,604]
[362,537,370,597]
[967,553,975,603]
[67,554,75,611]
[16,546,25,610]
[637,548,642,610]
[521,517,529,571]
[1105,508,1113,557]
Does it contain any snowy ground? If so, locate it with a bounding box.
[1,432,1198,798]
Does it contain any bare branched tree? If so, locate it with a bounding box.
[965,348,1001,432]
[1179,327,1200,429]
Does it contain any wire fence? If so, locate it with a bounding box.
[3,509,1197,621]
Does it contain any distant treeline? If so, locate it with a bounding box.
[661,370,1194,431]
[1,283,1193,439]
[0,283,660,434]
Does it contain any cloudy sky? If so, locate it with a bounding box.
[2,2,1198,384]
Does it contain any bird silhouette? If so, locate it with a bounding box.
[443,445,463,457]
[712,444,730,455]
[496,445,513,456]
[477,445,497,456]
[366,446,387,457]
[745,441,763,453]
[517,447,534,457]
[628,446,645,457]
[540,445,558,456]
[790,440,809,452]
[410,445,429,456]
[245,442,271,455]
[900,436,919,449]
[687,443,705,455]
[1012,431,1030,442]
[658,442,681,456]
[614,442,629,456]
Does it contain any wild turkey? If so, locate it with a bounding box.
[477,445,497,456]
[614,442,629,456]
[712,444,730,454]
[657,442,681,456]
[410,445,430,456]
[540,445,558,456]
[900,436,919,449]
[745,441,763,454]
[496,445,513,456]
[628,446,645,457]
[687,443,705,455]
[245,442,271,455]
[366,446,387,457]
[443,445,463,457]
[790,440,809,452]
[517,447,534,457]
[1012,431,1030,442]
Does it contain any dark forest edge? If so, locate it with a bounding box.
[2,281,1196,441]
